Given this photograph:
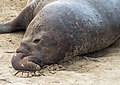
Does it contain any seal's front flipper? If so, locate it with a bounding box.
[0,23,14,33]
[0,21,25,33]
[0,0,39,33]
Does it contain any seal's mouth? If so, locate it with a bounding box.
[11,52,41,72]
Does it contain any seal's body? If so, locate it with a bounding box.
[0,0,120,71]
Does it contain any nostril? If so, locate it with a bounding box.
[16,47,23,53]
[33,39,41,44]
[16,46,30,54]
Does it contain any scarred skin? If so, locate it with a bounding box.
[0,0,120,72]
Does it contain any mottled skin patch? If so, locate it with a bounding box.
[0,0,120,72]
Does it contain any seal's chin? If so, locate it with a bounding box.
[11,53,41,72]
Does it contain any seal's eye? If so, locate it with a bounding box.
[33,39,41,44]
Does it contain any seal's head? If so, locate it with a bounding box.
[11,31,70,71]
[11,3,73,71]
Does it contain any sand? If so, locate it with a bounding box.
[0,0,120,85]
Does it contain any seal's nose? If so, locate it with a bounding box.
[16,44,31,54]
[11,53,25,71]
[11,54,41,71]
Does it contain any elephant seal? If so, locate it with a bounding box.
[0,0,120,72]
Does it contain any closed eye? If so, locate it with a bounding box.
[33,39,41,44]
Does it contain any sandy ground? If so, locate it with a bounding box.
[0,0,120,85]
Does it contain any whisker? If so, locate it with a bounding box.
[14,71,20,76]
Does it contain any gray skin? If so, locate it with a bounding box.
[0,0,120,72]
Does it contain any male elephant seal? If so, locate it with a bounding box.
[0,0,120,72]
